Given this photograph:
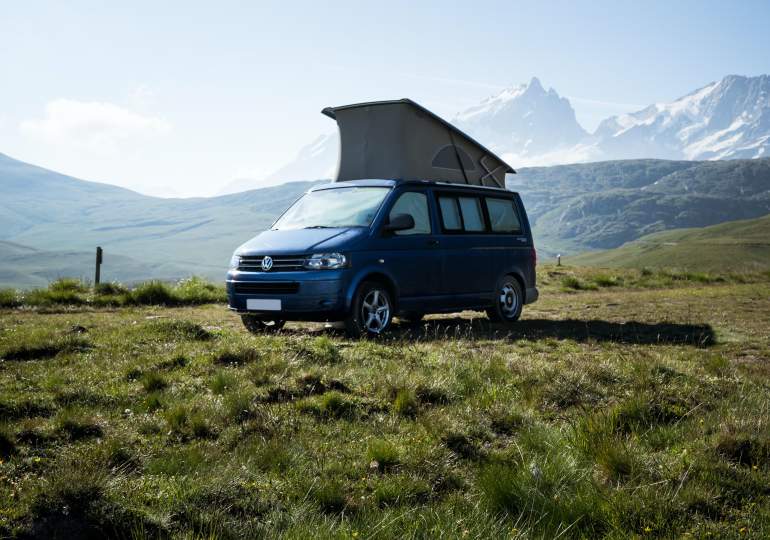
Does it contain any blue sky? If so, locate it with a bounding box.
[1,0,769,196]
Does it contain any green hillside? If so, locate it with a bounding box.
[570,213,770,271]
[3,152,770,287]
[514,158,770,256]
[0,241,192,289]
[0,152,319,283]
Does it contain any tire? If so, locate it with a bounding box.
[345,281,394,338]
[486,275,523,323]
[399,312,424,325]
[241,314,286,334]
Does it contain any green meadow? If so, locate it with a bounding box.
[1,267,769,538]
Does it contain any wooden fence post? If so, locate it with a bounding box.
[95,247,103,286]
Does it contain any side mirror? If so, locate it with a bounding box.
[383,213,415,233]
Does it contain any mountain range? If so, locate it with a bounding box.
[3,72,770,287]
[2,149,770,287]
[221,74,770,192]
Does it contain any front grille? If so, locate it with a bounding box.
[238,254,307,272]
[233,281,300,295]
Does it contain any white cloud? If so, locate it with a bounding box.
[128,85,157,109]
[20,99,171,152]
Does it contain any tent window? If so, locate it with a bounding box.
[432,145,477,171]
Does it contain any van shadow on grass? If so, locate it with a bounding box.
[381,317,716,346]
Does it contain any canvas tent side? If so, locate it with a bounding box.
[322,99,515,189]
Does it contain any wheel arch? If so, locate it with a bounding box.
[498,269,527,303]
[345,269,400,312]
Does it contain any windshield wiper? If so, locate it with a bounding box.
[304,225,334,229]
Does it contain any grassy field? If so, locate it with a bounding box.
[570,214,770,272]
[1,268,769,538]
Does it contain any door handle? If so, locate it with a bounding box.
[427,239,440,246]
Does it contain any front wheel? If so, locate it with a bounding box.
[241,314,286,334]
[486,276,523,323]
[345,281,393,338]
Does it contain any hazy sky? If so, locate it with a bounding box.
[1,1,769,197]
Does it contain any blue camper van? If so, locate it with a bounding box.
[226,99,538,337]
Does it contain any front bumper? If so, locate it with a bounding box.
[226,269,350,321]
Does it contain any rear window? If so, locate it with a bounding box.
[438,194,487,233]
[486,197,522,233]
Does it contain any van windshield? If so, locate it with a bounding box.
[272,187,391,230]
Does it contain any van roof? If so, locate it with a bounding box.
[310,178,516,195]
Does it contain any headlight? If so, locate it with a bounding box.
[229,254,241,270]
[304,253,347,270]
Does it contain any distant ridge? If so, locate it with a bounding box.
[2,149,770,287]
[569,213,770,272]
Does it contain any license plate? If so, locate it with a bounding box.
[247,299,281,311]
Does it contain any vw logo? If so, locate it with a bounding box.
[261,256,273,271]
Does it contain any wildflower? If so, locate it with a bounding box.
[644,526,652,533]
[739,527,748,534]
[33,457,41,463]
[352,532,359,538]
[752,465,758,470]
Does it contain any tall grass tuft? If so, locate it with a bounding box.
[0,425,17,458]
[129,281,176,305]
[367,439,400,471]
[478,454,605,536]
[210,370,237,395]
[561,275,599,291]
[392,388,419,417]
[140,372,168,392]
[3,277,226,308]
[174,276,226,304]
[0,289,21,308]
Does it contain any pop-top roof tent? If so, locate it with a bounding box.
[322,99,515,189]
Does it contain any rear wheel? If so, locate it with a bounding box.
[486,275,523,323]
[241,314,286,334]
[345,281,393,338]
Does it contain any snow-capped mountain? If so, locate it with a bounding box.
[594,74,770,160]
[218,133,338,195]
[453,77,590,165]
[225,74,770,192]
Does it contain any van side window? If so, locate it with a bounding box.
[486,197,522,233]
[389,192,431,235]
[438,197,462,230]
[458,197,485,232]
[439,195,487,233]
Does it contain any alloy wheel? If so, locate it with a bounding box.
[361,289,390,334]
